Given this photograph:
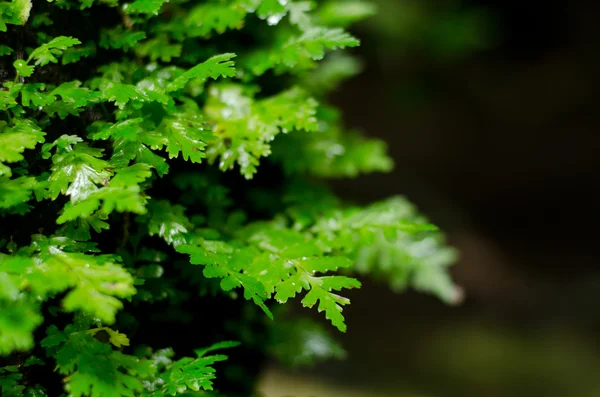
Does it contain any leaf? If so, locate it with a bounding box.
[0,299,43,355]
[166,53,237,92]
[99,81,146,109]
[28,36,81,66]
[0,119,45,177]
[124,0,169,15]
[0,83,20,111]
[0,1,20,32]
[135,34,181,62]
[355,229,461,303]
[159,346,233,395]
[19,83,56,108]
[89,118,144,142]
[155,103,213,163]
[266,317,345,367]
[194,340,240,357]
[99,26,146,50]
[13,59,34,77]
[301,51,363,94]
[0,176,37,208]
[145,200,192,247]
[176,242,273,318]
[46,330,152,397]
[0,45,13,56]
[62,42,96,65]
[204,84,318,178]
[255,0,286,20]
[57,163,152,223]
[19,236,137,323]
[246,27,360,75]
[185,2,247,37]
[111,139,170,177]
[271,106,393,177]
[317,0,377,27]
[44,138,111,202]
[30,12,52,28]
[241,224,360,331]
[88,327,130,348]
[179,219,363,331]
[300,277,359,332]
[51,81,99,108]
[14,0,31,25]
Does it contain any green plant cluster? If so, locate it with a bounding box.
[0,0,459,395]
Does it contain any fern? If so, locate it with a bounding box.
[0,0,459,395]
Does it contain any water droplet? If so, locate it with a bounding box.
[267,14,283,25]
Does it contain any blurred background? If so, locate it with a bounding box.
[259,0,600,396]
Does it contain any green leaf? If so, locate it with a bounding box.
[300,51,363,94]
[13,60,34,77]
[0,1,20,32]
[194,340,240,357]
[124,0,169,15]
[155,103,213,163]
[246,27,360,75]
[0,298,43,355]
[89,118,144,142]
[0,83,20,111]
[266,317,345,367]
[57,163,152,223]
[317,0,377,27]
[0,45,13,56]
[0,119,45,176]
[45,329,151,397]
[255,0,286,20]
[166,53,237,92]
[355,229,461,303]
[176,242,273,318]
[185,2,247,37]
[300,276,359,332]
[145,200,192,247]
[23,355,45,367]
[135,34,181,62]
[51,81,99,108]
[19,235,137,323]
[44,138,111,202]
[99,81,147,108]
[28,36,82,66]
[62,41,96,65]
[100,26,146,50]
[30,11,52,28]
[0,176,37,208]
[272,106,393,177]
[204,84,318,178]
[88,327,130,348]
[14,0,31,25]
[160,348,231,394]
[19,83,56,108]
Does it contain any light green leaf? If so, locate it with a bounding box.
[166,53,237,92]
[28,36,82,66]
[204,84,318,178]
[57,163,152,223]
[124,0,169,15]
[0,119,45,176]
[317,0,377,26]
[14,0,31,25]
[13,59,34,77]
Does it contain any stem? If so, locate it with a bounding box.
[14,26,25,84]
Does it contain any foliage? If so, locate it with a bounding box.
[0,0,459,395]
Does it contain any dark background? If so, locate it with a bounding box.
[261,1,600,396]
